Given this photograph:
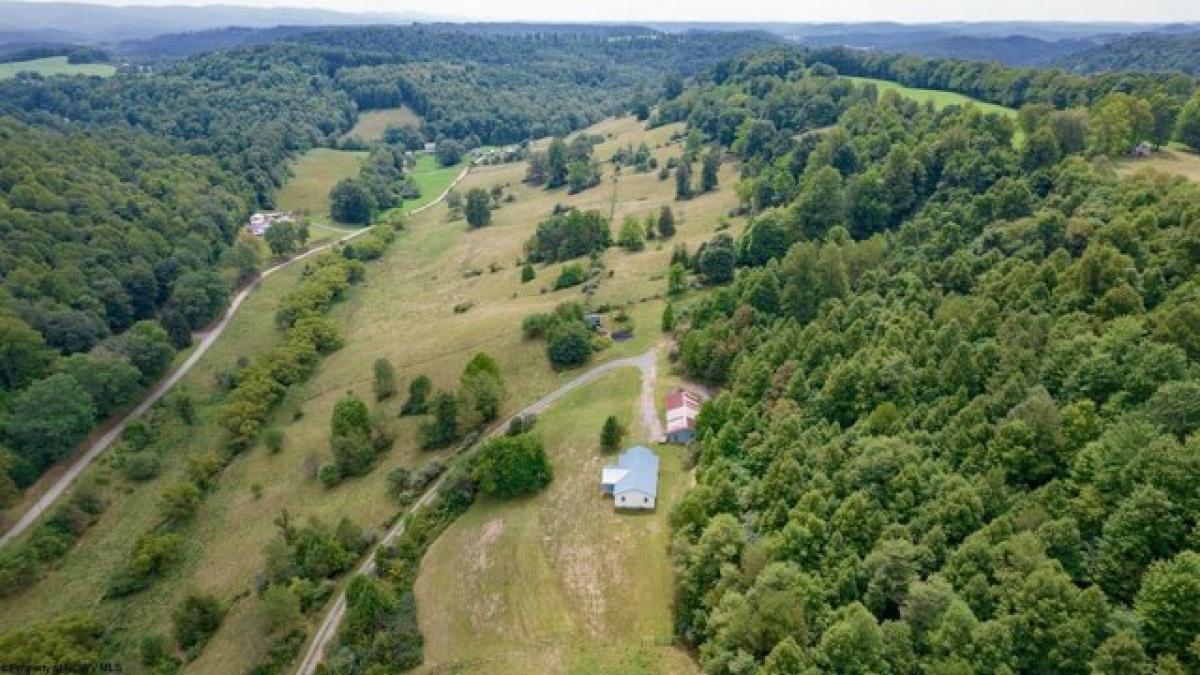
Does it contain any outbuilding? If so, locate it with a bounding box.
[664,388,702,443]
[601,446,658,510]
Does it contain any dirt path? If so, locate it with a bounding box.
[0,166,471,548]
[294,346,661,675]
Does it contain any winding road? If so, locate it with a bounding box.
[294,347,661,675]
[0,166,471,547]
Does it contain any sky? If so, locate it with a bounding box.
[30,0,1200,23]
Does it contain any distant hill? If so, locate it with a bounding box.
[0,1,434,46]
[1054,31,1200,75]
[648,21,1190,67]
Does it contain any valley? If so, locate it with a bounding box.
[1,15,1200,675]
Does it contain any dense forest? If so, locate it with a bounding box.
[1055,32,1200,77]
[0,25,773,503]
[661,50,1200,674]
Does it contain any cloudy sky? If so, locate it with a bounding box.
[41,0,1200,23]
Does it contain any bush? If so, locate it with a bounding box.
[373,358,397,401]
[521,262,536,283]
[472,433,553,497]
[121,452,161,482]
[318,464,342,488]
[263,428,284,454]
[159,482,202,525]
[172,592,223,654]
[554,263,587,290]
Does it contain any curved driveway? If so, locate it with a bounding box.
[295,347,661,675]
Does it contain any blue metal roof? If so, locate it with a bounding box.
[609,446,658,498]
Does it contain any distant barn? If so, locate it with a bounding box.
[601,446,658,510]
[247,211,294,236]
[664,388,701,443]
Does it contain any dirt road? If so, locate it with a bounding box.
[294,347,661,675]
[0,166,471,547]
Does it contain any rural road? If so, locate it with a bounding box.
[294,346,661,675]
[0,166,471,548]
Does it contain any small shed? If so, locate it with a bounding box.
[664,388,702,444]
[601,446,659,510]
[585,313,603,331]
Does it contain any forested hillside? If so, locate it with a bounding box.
[1055,32,1200,76]
[662,50,1200,674]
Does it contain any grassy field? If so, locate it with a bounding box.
[847,76,1018,119]
[399,154,466,212]
[0,115,737,673]
[1118,147,1200,183]
[415,368,696,674]
[275,148,368,217]
[0,56,115,79]
[343,106,422,142]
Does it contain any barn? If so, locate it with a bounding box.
[600,446,659,510]
[664,388,702,443]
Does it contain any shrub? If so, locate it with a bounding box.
[521,263,536,283]
[263,428,285,454]
[172,592,223,654]
[373,358,397,401]
[473,434,553,497]
[554,263,587,290]
[159,481,203,525]
[107,532,184,597]
[318,464,342,488]
[121,452,161,482]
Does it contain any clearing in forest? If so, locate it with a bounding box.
[0,114,740,673]
[0,56,116,79]
[275,148,368,217]
[343,106,422,142]
[1118,146,1200,183]
[846,76,1018,118]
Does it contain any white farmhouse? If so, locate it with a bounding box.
[601,446,659,510]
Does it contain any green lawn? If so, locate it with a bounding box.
[398,154,466,212]
[847,76,1017,118]
[276,148,368,218]
[0,56,115,79]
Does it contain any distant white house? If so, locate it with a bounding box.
[664,388,702,444]
[247,211,295,236]
[601,446,659,510]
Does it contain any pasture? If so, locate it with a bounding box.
[0,56,115,79]
[0,114,739,673]
[343,106,422,142]
[846,76,1018,119]
[275,148,368,218]
[1118,147,1200,183]
[415,369,696,674]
